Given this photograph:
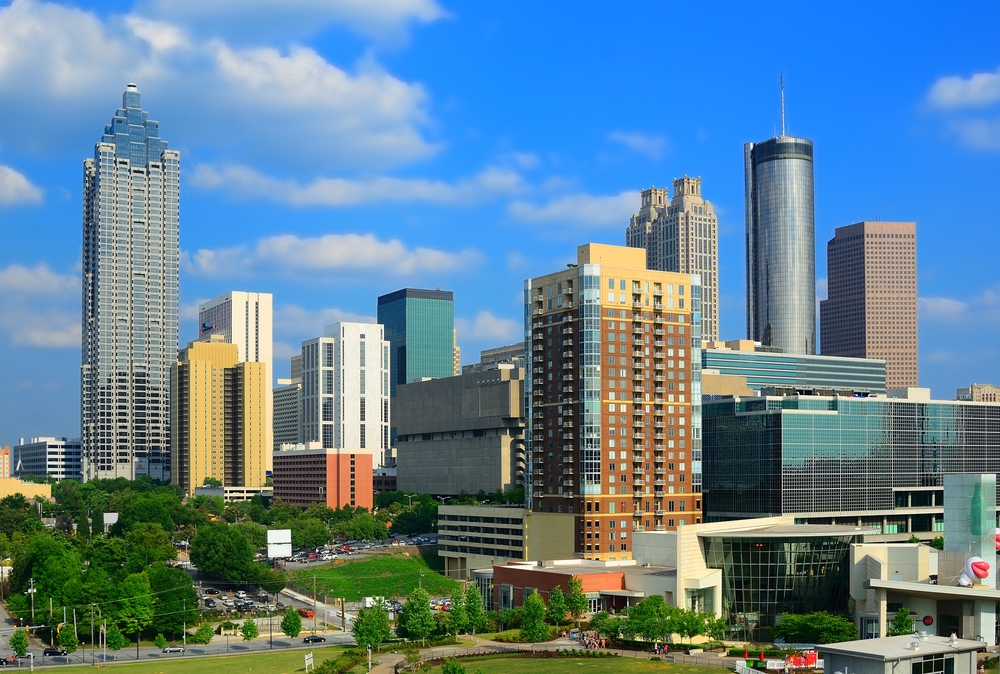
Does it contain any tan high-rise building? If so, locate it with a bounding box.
[820,221,918,388]
[626,177,719,342]
[170,336,269,495]
[526,243,703,562]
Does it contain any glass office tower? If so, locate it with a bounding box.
[81,83,179,481]
[377,288,456,395]
[744,136,815,355]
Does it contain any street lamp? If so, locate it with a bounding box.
[367,643,372,672]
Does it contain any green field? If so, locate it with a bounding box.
[420,655,725,674]
[59,645,348,674]
[292,551,460,601]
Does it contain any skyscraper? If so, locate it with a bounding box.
[744,135,815,354]
[170,338,269,495]
[81,83,179,481]
[300,322,390,468]
[820,221,918,388]
[526,244,702,561]
[626,177,719,342]
[377,288,457,396]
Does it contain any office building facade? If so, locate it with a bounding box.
[958,383,1000,402]
[702,339,886,394]
[170,338,269,495]
[744,135,815,355]
[703,391,1000,535]
[396,363,525,495]
[81,83,179,480]
[300,322,390,468]
[820,221,918,388]
[12,437,83,481]
[377,288,457,396]
[272,379,301,451]
[626,177,719,342]
[526,244,703,561]
[272,444,373,510]
[198,291,273,374]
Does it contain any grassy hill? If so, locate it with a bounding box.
[292,551,460,601]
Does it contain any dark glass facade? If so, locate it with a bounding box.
[377,288,455,396]
[704,396,1000,524]
[745,136,815,355]
[703,532,859,642]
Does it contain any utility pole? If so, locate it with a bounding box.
[73,607,77,639]
[341,598,346,631]
[419,571,424,589]
[28,578,34,621]
[313,575,317,635]
[182,599,186,647]
[91,605,95,665]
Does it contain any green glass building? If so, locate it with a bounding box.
[377,288,456,396]
[703,394,1000,534]
[702,347,886,394]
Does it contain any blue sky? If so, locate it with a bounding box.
[2,0,1000,445]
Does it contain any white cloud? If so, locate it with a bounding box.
[456,311,519,343]
[0,164,43,206]
[0,1,438,171]
[0,264,79,348]
[919,296,969,321]
[180,297,210,321]
[816,277,827,302]
[273,304,375,337]
[185,232,480,279]
[947,119,1000,151]
[507,190,639,228]
[135,0,447,45]
[607,131,668,160]
[190,164,524,206]
[927,67,1000,109]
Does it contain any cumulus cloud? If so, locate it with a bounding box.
[0,164,43,206]
[607,131,668,160]
[927,67,1000,109]
[0,1,438,171]
[273,303,375,337]
[947,119,1000,151]
[456,311,520,343]
[190,164,525,206]
[135,0,447,45]
[507,190,639,227]
[919,296,970,321]
[185,232,480,280]
[0,263,80,348]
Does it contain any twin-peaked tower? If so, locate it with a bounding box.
[626,177,719,343]
[81,83,179,481]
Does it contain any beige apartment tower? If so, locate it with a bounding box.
[626,177,718,342]
[820,221,918,388]
[170,337,269,495]
[526,243,703,562]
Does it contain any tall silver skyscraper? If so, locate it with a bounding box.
[81,83,180,481]
[744,135,815,354]
[626,176,719,342]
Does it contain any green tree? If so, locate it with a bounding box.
[772,611,857,644]
[888,607,915,636]
[519,590,549,643]
[352,599,392,650]
[58,624,80,654]
[624,595,673,643]
[931,536,944,550]
[588,611,624,640]
[202,477,223,487]
[447,588,467,635]
[233,521,267,549]
[146,562,199,637]
[113,572,155,643]
[124,522,177,572]
[546,587,568,626]
[465,584,487,635]
[191,621,215,644]
[248,561,287,595]
[442,659,467,674]
[241,617,259,642]
[106,623,129,653]
[154,633,167,650]
[281,608,303,639]
[190,523,254,581]
[565,576,588,627]
[674,609,707,643]
[9,629,28,658]
[290,517,330,548]
[403,588,435,646]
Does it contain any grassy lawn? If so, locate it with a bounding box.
[293,552,459,601]
[420,655,724,673]
[58,645,348,674]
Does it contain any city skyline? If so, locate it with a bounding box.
[2,2,1000,444]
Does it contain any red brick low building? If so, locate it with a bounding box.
[272,444,373,511]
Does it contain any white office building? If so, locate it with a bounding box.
[13,437,83,481]
[300,322,390,468]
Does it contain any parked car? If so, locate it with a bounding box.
[203,598,217,608]
[303,635,326,643]
[276,602,286,610]
[235,590,247,599]
[297,608,315,618]
[43,647,68,657]
[162,645,185,653]
[204,588,220,595]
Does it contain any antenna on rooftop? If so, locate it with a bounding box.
[780,73,786,137]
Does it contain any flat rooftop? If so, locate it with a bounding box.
[697,524,877,538]
[819,634,983,660]
[498,560,675,576]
